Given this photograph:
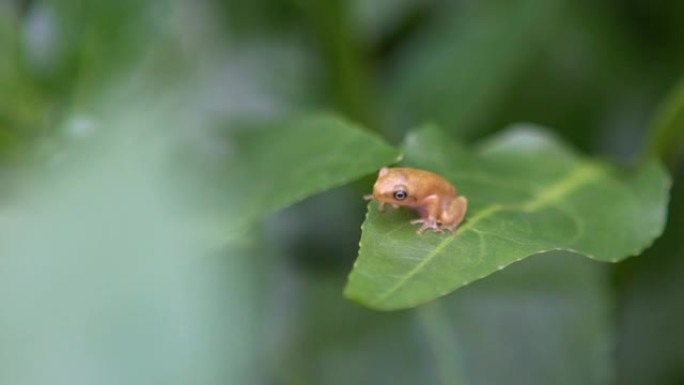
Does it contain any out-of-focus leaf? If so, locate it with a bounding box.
[644,78,684,168]
[220,113,400,228]
[345,125,670,310]
[0,0,180,156]
[385,0,566,136]
[0,7,51,136]
[267,274,444,385]
[216,0,300,35]
[433,251,612,385]
[294,0,377,126]
[268,253,611,385]
[351,0,422,42]
[43,0,171,82]
[0,128,260,385]
[616,167,684,385]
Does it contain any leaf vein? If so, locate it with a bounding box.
[371,163,603,305]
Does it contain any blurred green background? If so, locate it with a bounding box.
[0,0,683,384]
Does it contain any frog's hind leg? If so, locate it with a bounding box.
[444,196,468,232]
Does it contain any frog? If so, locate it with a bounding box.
[364,167,468,234]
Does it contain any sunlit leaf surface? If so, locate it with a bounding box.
[346,125,670,310]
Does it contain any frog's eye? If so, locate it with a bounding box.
[393,188,408,201]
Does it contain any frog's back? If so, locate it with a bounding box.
[394,167,457,198]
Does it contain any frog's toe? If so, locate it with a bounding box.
[415,218,441,234]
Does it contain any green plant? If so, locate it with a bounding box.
[1,0,684,384]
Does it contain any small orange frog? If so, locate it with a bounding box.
[364,167,468,234]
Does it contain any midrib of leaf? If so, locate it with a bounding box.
[522,163,600,211]
[372,163,602,305]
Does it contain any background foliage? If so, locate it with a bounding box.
[0,0,683,384]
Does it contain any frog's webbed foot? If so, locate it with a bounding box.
[412,218,442,234]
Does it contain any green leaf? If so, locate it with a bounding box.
[273,275,437,385]
[221,113,400,227]
[615,167,684,384]
[345,125,671,310]
[421,252,613,385]
[386,0,567,136]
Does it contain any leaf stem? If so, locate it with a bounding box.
[298,0,378,130]
[642,79,684,169]
[416,302,469,385]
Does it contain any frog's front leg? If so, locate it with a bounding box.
[364,194,387,211]
[412,195,442,234]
